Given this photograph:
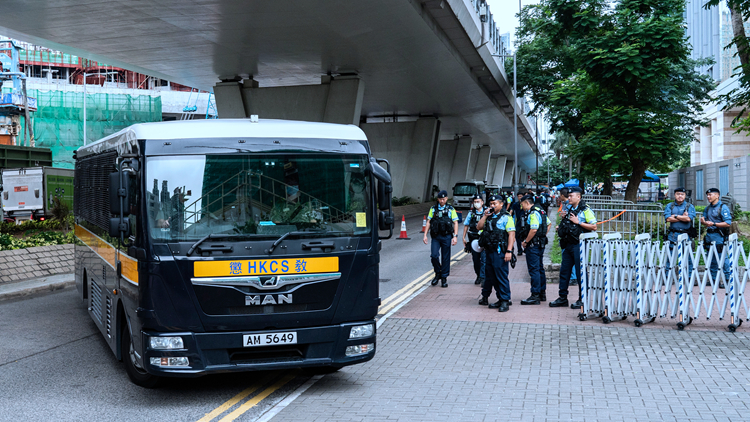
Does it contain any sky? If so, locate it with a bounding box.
[486,0,540,49]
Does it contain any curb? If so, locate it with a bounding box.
[0,273,75,302]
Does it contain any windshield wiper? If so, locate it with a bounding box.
[267,229,349,254]
[186,233,267,256]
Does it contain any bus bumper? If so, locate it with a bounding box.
[140,321,376,377]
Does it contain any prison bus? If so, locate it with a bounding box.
[74,118,394,387]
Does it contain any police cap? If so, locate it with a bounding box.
[487,194,501,202]
[706,187,720,195]
[568,186,583,194]
[674,187,686,193]
[521,194,535,203]
[471,193,482,200]
[437,190,448,198]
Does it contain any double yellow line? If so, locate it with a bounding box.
[197,250,467,421]
[377,250,467,317]
[197,371,298,422]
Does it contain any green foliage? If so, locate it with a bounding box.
[513,0,712,200]
[50,196,71,222]
[0,219,67,234]
[0,230,74,251]
[534,155,568,187]
[392,196,418,207]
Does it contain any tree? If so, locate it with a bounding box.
[513,0,713,202]
[704,0,750,130]
[533,155,568,187]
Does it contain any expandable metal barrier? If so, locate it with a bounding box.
[576,232,747,332]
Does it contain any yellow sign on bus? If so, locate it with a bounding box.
[194,257,339,277]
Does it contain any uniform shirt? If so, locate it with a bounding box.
[463,207,486,228]
[527,209,543,230]
[664,201,696,233]
[565,203,597,225]
[489,212,515,254]
[703,200,732,245]
[427,204,459,221]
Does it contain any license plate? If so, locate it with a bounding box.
[242,332,297,347]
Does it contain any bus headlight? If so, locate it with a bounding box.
[346,344,374,356]
[150,357,189,367]
[149,336,184,350]
[349,324,374,339]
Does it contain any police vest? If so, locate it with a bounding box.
[704,202,730,240]
[557,202,592,245]
[520,205,549,247]
[478,211,510,251]
[467,209,484,240]
[430,205,455,237]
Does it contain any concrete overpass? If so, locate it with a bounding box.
[0,0,539,201]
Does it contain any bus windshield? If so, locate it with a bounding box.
[453,184,478,196]
[146,153,371,241]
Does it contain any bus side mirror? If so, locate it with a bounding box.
[109,217,130,239]
[377,180,392,211]
[109,171,130,217]
[378,210,394,231]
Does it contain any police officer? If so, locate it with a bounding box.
[551,186,597,309]
[423,190,459,287]
[511,191,525,255]
[462,193,486,285]
[519,195,549,305]
[700,187,732,287]
[476,194,515,312]
[664,187,696,276]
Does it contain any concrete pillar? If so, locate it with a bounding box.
[213,76,364,125]
[362,117,440,202]
[472,146,492,181]
[700,124,712,164]
[433,139,457,193]
[493,156,507,186]
[486,157,498,184]
[519,169,527,188]
[448,136,473,189]
[502,160,514,187]
[711,118,722,162]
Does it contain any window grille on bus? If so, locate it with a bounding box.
[75,151,117,231]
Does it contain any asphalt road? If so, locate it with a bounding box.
[0,215,466,421]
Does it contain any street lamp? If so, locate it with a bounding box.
[82,71,118,145]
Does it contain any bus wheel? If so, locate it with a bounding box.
[121,327,160,388]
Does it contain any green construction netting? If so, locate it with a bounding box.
[12,89,162,168]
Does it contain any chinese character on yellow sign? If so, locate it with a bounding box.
[194,257,339,277]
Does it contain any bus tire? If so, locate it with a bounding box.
[121,325,160,388]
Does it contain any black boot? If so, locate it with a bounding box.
[478,296,489,306]
[539,291,547,302]
[474,276,482,285]
[498,300,510,312]
[488,300,502,309]
[431,274,439,286]
[549,296,569,307]
[521,293,541,305]
[441,278,448,288]
[570,299,583,309]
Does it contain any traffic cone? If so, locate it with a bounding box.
[397,215,410,240]
[420,215,427,233]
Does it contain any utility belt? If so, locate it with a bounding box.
[668,227,689,233]
[528,235,548,247]
[467,231,480,241]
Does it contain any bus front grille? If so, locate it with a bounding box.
[227,304,309,315]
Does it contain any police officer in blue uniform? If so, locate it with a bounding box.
[700,187,732,287]
[476,194,516,312]
[462,193,486,285]
[551,186,597,309]
[664,187,696,275]
[519,195,549,305]
[423,190,459,288]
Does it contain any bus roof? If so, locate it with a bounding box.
[76,119,369,158]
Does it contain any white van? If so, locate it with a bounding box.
[452,180,484,209]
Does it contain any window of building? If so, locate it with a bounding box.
[720,165,729,195]
[696,170,704,200]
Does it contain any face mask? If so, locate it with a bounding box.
[474,202,482,210]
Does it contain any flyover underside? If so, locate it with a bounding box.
[0,0,539,198]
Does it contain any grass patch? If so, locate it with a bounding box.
[550,232,562,263]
